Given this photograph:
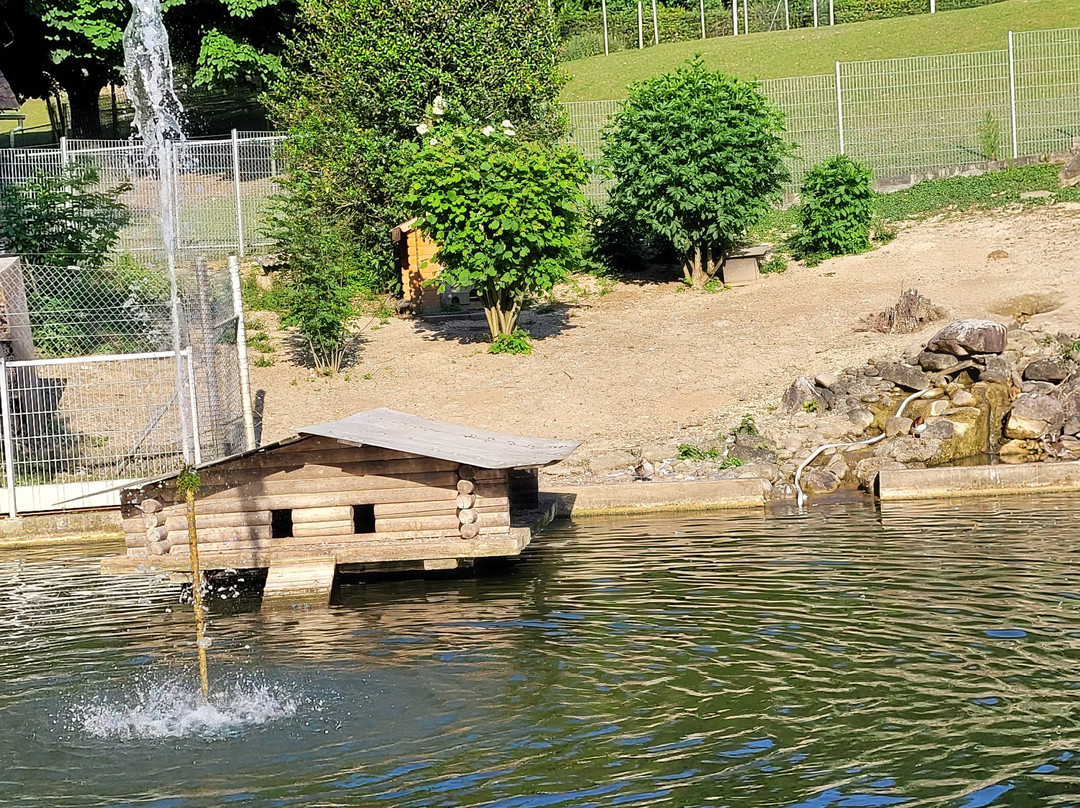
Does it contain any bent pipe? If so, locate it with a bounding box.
[794,388,932,510]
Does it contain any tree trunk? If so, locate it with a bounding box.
[66,81,106,139]
[690,244,707,287]
[481,287,524,341]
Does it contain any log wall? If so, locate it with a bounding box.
[120,436,514,567]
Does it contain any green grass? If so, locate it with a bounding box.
[562,0,1080,100]
[0,99,51,133]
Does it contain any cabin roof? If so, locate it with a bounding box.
[0,70,17,111]
[296,408,579,469]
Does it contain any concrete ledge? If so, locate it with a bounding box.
[0,509,123,547]
[877,460,1080,501]
[544,478,766,517]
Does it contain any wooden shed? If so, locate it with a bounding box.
[392,218,479,315]
[103,409,577,600]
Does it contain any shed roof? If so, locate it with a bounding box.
[297,408,579,469]
[0,70,17,111]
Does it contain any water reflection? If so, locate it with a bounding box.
[4,496,1080,806]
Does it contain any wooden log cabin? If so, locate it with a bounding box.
[103,409,578,601]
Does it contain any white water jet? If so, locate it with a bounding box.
[122,0,193,462]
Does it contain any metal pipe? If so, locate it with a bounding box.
[184,349,203,466]
[0,358,17,518]
[229,255,257,451]
[231,129,245,258]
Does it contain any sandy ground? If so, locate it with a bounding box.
[247,202,1080,478]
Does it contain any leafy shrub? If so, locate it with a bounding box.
[677,444,719,460]
[407,120,586,340]
[602,58,790,286]
[731,414,760,436]
[791,155,875,262]
[487,329,533,355]
[0,166,130,268]
[977,110,1003,161]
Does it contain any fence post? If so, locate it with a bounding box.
[731,0,738,35]
[785,0,789,29]
[700,0,706,38]
[743,0,749,34]
[231,129,246,258]
[813,0,819,27]
[0,358,17,518]
[836,61,846,155]
[638,1,644,48]
[1008,30,1019,159]
[183,349,203,466]
[229,255,257,451]
[829,0,835,25]
[60,136,69,168]
[930,0,936,12]
[601,0,610,55]
[652,0,659,43]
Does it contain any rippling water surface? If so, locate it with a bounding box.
[5,495,1080,807]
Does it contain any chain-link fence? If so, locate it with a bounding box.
[564,26,1080,203]
[0,131,285,260]
[0,255,250,515]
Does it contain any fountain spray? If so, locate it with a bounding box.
[124,0,208,699]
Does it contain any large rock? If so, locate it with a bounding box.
[885,416,913,437]
[1054,378,1080,423]
[1061,151,1080,189]
[779,377,829,414]
[979,355,1016,386]
[1023,358,1072,383]
[917,351,960,372]
[729,444,778,465]
[878,362,930,391]
[926,320,1007,357]
[800,468,841,495]
[853,457,906,491]
[1004,393,1065,439]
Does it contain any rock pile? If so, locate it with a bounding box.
[765,319,1080,497]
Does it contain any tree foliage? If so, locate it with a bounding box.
[0,0,292,136]
[790,155,875,262]
[267,0,568,359]
[601,58,791,285]
[407,119,586,340]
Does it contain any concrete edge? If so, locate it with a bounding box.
[877,460,1080,501]
[0,509,123,548]
[543,478,767,518]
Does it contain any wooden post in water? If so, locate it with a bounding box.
[178,466,209,699]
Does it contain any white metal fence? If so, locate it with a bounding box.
[0,257,252,515]
[0,131,285,259]
[565,26,1080,203]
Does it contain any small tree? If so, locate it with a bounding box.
[790,155,875,263]
[602,58,791,286]
[406,120,586,340]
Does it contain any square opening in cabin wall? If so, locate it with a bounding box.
[271,509,293,538]
[353,504,376,534]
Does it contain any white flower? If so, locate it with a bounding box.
[429,137,438,146]
[482,125,495,137]
[416,122,430,135]
[432,95,446,116]
[503,128,516,137]
[500,119,513,129]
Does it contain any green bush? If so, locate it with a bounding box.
[791,155,875,262]
[602,58,790,286]
[407,119,586,340]
[0,166,130,269]
[487,328,534,355]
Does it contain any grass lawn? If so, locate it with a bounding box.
[561,0,1080,101]
[0,98,51,133]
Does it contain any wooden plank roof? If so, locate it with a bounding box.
[297,408,579,469]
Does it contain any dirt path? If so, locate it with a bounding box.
[248,202,1080,479]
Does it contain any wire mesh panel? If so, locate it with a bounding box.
[1013,27,1080,157]
[840,50,1011,179]
[174,138,240,259]
[236,135,285,251]
[3,353,185,511]
[759,73,839,191]
[564,99,621,205]
[0,148,64,190]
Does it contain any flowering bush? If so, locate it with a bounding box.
[406,116,586,340]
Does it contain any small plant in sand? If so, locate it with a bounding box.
[677,444,719,460]
[731,415,760,437]
[720,457,744,470]
[488,329,533,355]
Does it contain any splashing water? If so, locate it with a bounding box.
[77,674,298,740]
[122,0,193,461]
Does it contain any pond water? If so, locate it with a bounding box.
[5,495,1080,807]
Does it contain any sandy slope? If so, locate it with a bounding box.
[248,202,1080,477]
